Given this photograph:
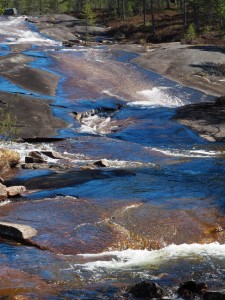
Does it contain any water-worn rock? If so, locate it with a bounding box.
[128,281,164,299]
[0,222,37,240]
[0,92,67,139]
[6,186,27,197]
[21,162,72,170]
[0,183,7,200]
[20,137,65,143]
[41,151,62,159]
[203,292,225,300]
[28,151,46,163]
[177,281,208,299]
[0,197,119,254]
[94,159,110,168]
[5,295,32,300]
[174,96,225,142]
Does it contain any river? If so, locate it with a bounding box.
[0,16,225,299]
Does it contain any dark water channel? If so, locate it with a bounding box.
[0,17,225,299]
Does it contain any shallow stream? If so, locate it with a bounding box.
[0,16,225,299]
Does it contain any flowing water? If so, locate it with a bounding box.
[0,16,225,299]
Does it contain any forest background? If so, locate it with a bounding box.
[0,0,225,45]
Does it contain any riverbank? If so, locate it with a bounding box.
[111,43,225,97]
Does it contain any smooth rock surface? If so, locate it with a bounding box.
[0,183,7,200]
[6,186,27,197]
[0,197,119,254]
[0,222,37,240]
[174,97,225,142]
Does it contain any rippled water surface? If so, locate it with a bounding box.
[0,16,225,299]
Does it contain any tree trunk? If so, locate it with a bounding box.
[183,0,187,29]
[122,0,125,19]
[150,0,155,36]
[117,0,121,16]
[39,0,42,14]
[143,0,146,26]
[193,2,200,32]
[166,0,170,9]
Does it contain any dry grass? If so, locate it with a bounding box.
[0,148,20,173]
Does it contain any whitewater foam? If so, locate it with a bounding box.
[78,115,116,135]
[150,147,219,158]
[77,243,225,271]
[0,200,11,206]
[0,17,60,46]
[0,141,58,163]
[128,87,185,108]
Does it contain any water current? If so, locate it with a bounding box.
[0,16,225,299]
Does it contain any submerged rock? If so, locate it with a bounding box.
[128,281,164,299]
[203,292,225,300]
[177,281,208,299]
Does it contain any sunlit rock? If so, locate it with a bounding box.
[6,185,27,197]
[0,221,37,240]
[0,183,7,200]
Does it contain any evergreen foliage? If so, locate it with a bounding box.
[183,23,196,43]
[0,108,20,141]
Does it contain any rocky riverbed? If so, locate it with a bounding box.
[26,14,225,142]
[0,14,225,300]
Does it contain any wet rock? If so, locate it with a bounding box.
[73,103,123,122]
[6,185,27,197]
[0,183,7,200]
[215,96,225,106]
[29,151,46,161]
[94,159,110,168]
[25,151,46,163]
[0,222,37,241]
[0,197,119,254]
[174,96,225,142]
[21,163,71,170]
[177,281,208,299]
[41,151,63,159]
[128,281,164,299]
[0,266,57,298]
[20,137,65,143]
[5,295,32,300]
[203,292,225,300]
[25,156,37,163]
